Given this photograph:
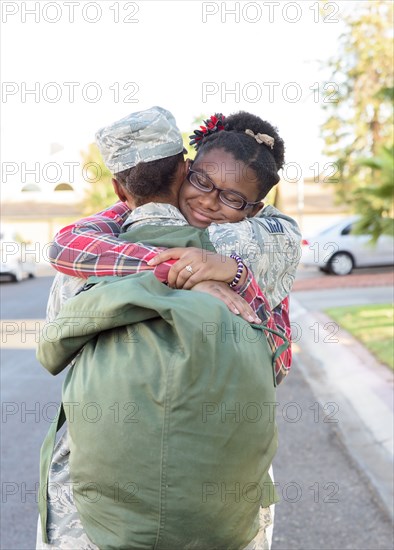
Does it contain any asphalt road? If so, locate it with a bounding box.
[1,276,66,550]
[1,275,393,550]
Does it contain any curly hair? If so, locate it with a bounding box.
[115,153,184,206]
[194,111,285,199]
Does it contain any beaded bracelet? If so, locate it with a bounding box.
[228,253,245,288]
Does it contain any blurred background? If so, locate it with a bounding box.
[1,1,393,549]
[2,0,392,251]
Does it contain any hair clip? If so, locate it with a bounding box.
[245,129,274,149]
[189,114,226,150]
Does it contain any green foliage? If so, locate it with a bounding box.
[182,114,208,160]
[80,143,117,215]
[182,131,196,160]
[352,144,394,241]
[320,0,394,239]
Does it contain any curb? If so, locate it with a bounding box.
[293,270,394,291]
[290,297,394,521]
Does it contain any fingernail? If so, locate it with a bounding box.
[234,308,240,315]
[248,315,254,321]
[147,259,154,265]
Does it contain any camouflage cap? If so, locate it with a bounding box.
[95,106,184,174]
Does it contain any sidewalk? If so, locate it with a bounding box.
[290,293,394,521]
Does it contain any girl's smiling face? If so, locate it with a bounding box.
[178,148,264,229]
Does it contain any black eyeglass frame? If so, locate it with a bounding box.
[186,169,261,211]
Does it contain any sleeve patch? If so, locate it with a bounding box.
[260,218,285,234]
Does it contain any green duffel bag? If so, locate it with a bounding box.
[38,222,287,549]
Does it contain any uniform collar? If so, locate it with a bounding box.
[123,202,188,231]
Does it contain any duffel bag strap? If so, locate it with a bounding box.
[250,323,290,387]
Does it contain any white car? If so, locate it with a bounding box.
[301,217,394,275]
[0,228,37,282]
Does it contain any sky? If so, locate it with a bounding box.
[1,0,360,189]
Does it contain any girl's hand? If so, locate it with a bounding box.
[147,247,244,290]
[190,281,262,324]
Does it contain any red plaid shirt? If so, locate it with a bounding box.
[49,202,292,384]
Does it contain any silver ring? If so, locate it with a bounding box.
[185,265,193,274]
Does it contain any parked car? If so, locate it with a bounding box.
[301,216,394,275]
[0,228,37,282]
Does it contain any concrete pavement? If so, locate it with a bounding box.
[290,285,393,521]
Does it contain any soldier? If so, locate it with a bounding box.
[37,107,301,549]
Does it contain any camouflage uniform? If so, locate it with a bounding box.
[95,106,185,173]
[207,204,300,309]
[36,432,99,550]
[38,202,300,549]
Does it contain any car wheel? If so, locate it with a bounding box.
[328,252,354,276]
[11,266,23,282]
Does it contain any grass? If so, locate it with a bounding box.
[324,303,394,370]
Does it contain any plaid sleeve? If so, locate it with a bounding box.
[48,203,271,304]
[270,297,292,384]
[236,273,292,385]
[49,203,292,381]
[48,202,175,280]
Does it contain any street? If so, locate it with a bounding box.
[1,276,66,550]
[1,274,393,550]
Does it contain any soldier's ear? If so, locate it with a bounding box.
[112,178,127,202]
[112,178,136,209]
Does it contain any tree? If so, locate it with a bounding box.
[353,144,394,242]
[320,0,393,213]
[182,113,209,160]
[181,131,196,160]
[80,143,117,215]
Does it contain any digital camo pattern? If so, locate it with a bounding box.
[36,433,98,550]
[39,202,294,549]
[208,204,302,309]
[244,507,273,550]
[95,106,184,173]
[122,202,190,230]
[46,273,85,324]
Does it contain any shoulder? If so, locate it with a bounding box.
[46,273,85,322]
[255,206,301,241]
